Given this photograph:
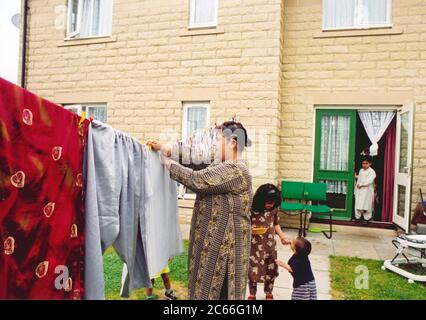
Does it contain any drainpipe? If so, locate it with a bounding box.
[20,0,29,88]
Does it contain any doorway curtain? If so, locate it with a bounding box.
[358,111,395,156]
[382,117,396,222]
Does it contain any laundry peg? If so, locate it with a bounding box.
[141,139,152,150]
[79,112,86,126]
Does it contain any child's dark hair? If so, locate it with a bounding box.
[251,183,281,212]
[362,155,373,164]
[294,237,312,256]
[217,121,252,152]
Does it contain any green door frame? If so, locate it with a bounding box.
[313,109,357,221]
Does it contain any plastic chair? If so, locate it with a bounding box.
[303,182,333,239]
[280,181,306,237]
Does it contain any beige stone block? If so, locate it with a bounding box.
[322,45,349,54]
[391,51,420,60]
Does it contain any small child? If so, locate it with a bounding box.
[355,156,376,224]
[146,265,178,300]
[248,184,290,301]
[276,237,317,300]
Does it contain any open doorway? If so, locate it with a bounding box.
[354,113,397,223]
[314,106,414,231]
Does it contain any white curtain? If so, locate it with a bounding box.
[187,107,207,137]
[324,180,347,195]
[358,111,395,156]
[320,115,351,171]
[87,105,107,123]
[79,0,92,37]
[194,0,216,25]
[320,115,352,195]
[358,0,389,26]
[324,0,389,29]
[98,0,113,36]
[323,0,355,29]
[78,0,112,37]
[91,0,101,35]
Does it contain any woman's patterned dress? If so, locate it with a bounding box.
[169,159,252,300]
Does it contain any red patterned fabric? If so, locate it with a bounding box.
[0,78,88,299]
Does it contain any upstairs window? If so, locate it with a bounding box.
[67,0,113,38]
[323,0,392,30]
[189,0,218,28]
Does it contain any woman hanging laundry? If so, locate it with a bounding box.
[147,121,253,300]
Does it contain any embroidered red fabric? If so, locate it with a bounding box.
[0,78,88,299]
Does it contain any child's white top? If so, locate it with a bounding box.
[355,167,376,211]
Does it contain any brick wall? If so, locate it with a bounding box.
[24,0,426,224]
[25,0,283,189]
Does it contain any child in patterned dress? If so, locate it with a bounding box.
[248,184,290,300]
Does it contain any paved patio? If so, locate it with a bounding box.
[180,223,398,300]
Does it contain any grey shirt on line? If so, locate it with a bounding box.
[84,121,183,299]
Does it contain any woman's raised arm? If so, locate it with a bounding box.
[168,160,247,195]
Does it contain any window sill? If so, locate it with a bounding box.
[313,26,404,39]
[179,26,224,37]
[58,35,117,47]
[178,198,195,209]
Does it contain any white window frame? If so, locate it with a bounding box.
[65,103,83,115]
[182,101,211,140]
[66,0,113,39]
[180,101,211,199]
[64,103,107,123]
[322,0,392,31]
[189,0,219,29]
[67,0,83,38]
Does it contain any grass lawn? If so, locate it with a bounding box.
[103,240,189,300]
[330,256,426,300]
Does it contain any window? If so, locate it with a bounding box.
[189,0,218,28]
[182,102,210,139]
[64,104,107,123]
[179,102,210,199]
[323,0,392,30]
[320,115,351,171]
[67,0,113,39]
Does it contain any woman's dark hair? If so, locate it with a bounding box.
[251,183,281,212]
[217,121,252,152]
[294,237,312,256]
